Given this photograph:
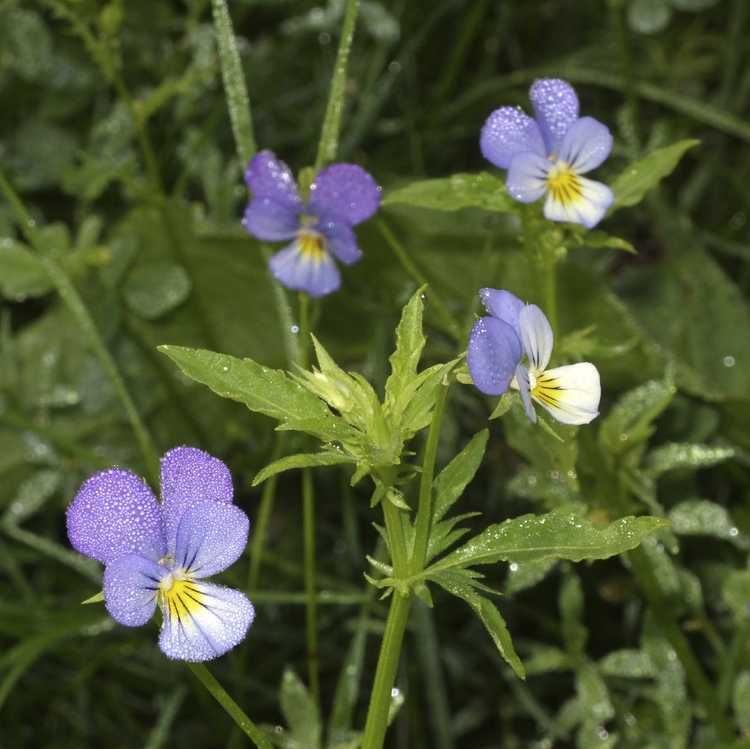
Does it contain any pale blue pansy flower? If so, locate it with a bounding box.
[242,150,381,297]
[480,79,613,228]
[66,447,254,661]
[468,288,601,425]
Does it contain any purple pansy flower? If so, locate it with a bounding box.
[480,79,614,228]
[66,447,254,661]
[468,288,601,425]
[242,150,381,297]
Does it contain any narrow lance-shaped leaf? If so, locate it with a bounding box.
[428,509,669,573]
[611,139,699,210]
[279,668,321,748]
[253,451,354,486]
[645,442,734,478]
[382,172,515,213]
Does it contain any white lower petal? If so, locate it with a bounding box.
[531,362,601,425]
[543,177,613,229]
[159,581,255,661]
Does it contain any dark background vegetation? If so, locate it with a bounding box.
[1,0,750,747]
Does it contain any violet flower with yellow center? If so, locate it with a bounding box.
[480,79,613,228]
[242,150,381,297]
[66,447,254,661]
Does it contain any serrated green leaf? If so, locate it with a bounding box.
[600,378,675,457]
[279,668,320,749]
[158,345,351,442]
[668,499,740,543]
[428,510,669,573]
[432,430,488,523]
[123,260,191,320]
[646,442,734,477]
[383,172,515,213]
[611,139,699,209]
[252,451,354,486]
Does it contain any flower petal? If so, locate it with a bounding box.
[67,469,165,564]
[529,79,579,154]
[506,151,550,203]
[103,553,163,627]
[159,582,255,661]
[480,106,546,169]
[269,242,341,297]
[244,150,303,211]
[543,176,613,229]
[309,164,380,225]
[557,117,613,174]
[242,198,299,241]
[174,503,249,578]
[467,316,522,396]
[531,362,601,425]
[318,216,362,265]
[515,363,537,423]
[479,288,524,333]
[518,304,554,372]
[161,447,234,551]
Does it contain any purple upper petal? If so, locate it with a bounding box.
[269,242,341,297]
[467,316,523,396]
[529,79,579,154]
[557,116,613,174]
[479,289,524,334]
[67,469,165,564]
[480,106,546,169]
[160,447,234,551]
[506,151,550,204]
[174,502,249,579]
[309,164,380,226]
[159,582,255,661]
[318,216,362,265]
[103,552,163,626]
[242,198,299,242]
[244,150,303,211]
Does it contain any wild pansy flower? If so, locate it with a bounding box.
[468,288,601,425]
[242,150,380,297]
[66,447,254,662]
[480,79,613,228]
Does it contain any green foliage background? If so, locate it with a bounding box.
[1,0,750,747]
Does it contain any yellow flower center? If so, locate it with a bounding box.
[297,229,326,262]
[159,569,204,623]
[546,161,583,207]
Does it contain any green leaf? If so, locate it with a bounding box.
[432,429,488,523]
[504,558,558,595]
[645,442,734,477]
[489,392,516,419]
[431,569,525,678]
[733,672,750,733]
[598,649,656,678]
[123,260,192,320]
[579,231,637,254]
[722,570,750,622]
[158,345,350,442]
[428,510,669,573]
[600,378,675,457]
[668,499,741,543]
[560,571,587,657]
[0,241,53,300]
[611,139,699,209]
[252,451,354,486]
[382,172,515,213]
[279,669,320,748]
[2,469,62,526]
[81,591,105,605]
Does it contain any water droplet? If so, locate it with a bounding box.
[388,60,402,74]
[723,355,736,367]
[729,527,739,537]
[597,727,609,740]
[290,324,300,334]
[390,687,401,698]
[318,31,330,45]
[222,366,229,372]
[509,562,519,572]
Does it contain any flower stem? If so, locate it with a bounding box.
[377,219,461,340]
[520,205,558,332]
[361,591,412,749]
[410,383,449,573]
[0,169,160,484]
[314,0,361,173]
[187,663,272,749]
[302,467,320,708]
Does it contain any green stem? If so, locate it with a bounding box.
[361,592,412,749]
[719,620,750,708]
[187,663,272,749]
[382,496,409,578]
[298,292,311,369]
[314,0,361,172]
[410,383,449,573]
[0,170,160,483]
[302,467,320,707]
[627,547,734,741]
[520,206,557,332]
[377,219,461,340]
[210,0,256,165]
